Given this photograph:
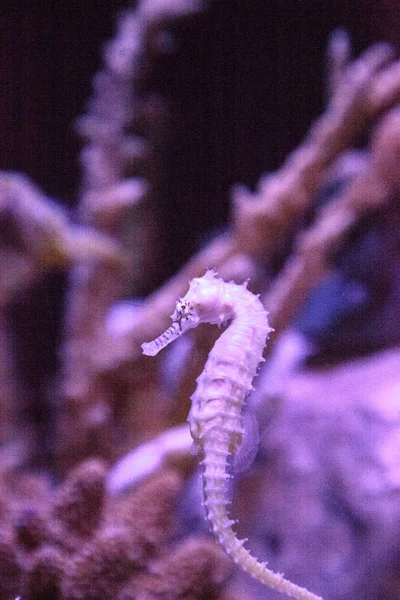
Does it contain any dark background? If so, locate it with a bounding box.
[1,1,397,211]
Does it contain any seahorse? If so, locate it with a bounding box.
[142,269,323,600]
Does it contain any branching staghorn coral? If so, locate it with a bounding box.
[118,35,400,360]
[0,172,122,306]
[0,172,123,461]
[59,0,203,469]
[263,103,400,341]
[142,270,322,600]
[325,29,351,100]
[52,25,400,478]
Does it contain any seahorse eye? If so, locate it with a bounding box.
[177,299,189,315]
[174,299,197,325]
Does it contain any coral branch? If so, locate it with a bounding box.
[120,38,400,359]
[264,165,387,336]
[0,172,122,306]
[264,104,400,338]
[59,0,203,470]
[326,29,351,99]
[232,41,396,260]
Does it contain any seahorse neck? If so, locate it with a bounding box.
[211,287,269,369]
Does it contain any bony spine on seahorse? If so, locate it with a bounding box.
[142,270,323,600]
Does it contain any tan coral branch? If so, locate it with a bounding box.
[60,1,204,469]
[246,107,400,361]
[121,39,400,358]
[264,103,400,339]
[0,172,123,306]
[264,166,388,338]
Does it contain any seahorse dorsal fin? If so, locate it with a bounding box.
[189,440,200,456]
[232,411,260,473]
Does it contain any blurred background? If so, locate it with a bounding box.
[2,1,398,270]
[1,2,400,599]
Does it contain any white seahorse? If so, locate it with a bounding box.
[142,269,323,600]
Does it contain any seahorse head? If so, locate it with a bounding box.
[175,269,234,328]
[142,270,234,356]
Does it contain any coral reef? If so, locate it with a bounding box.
[0,457,236,599]
[1,2,400,599]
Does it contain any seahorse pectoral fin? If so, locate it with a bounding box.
[189,440,201,456]
[232,411,260,473]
